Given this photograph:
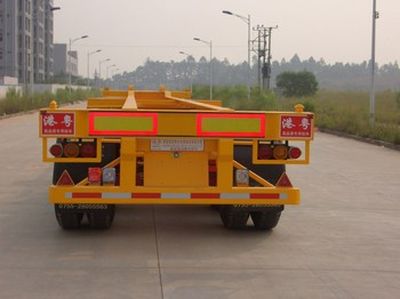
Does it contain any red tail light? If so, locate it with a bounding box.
[88,167,102,185]
[288,147,302,159]
[80,143,96,157]
[49,143,63,157]
[63,143,80,157]
[258,144,273,159]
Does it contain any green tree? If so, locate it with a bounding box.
[276,70,318,97]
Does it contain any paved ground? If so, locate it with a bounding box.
[0,111,399,299]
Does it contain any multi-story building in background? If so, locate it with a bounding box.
[53,43,78,77]
[0,0,56,85]
[44,0,54,81]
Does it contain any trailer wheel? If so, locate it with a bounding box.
[55,208,83,230]
[87,205,115,229]
[251,207,283,230]
[219,206,249,229]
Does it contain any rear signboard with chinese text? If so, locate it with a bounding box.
[280,115,313,139]
[41,112,75,136]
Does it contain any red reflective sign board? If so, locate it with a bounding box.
[280,115,313,138]
[41,112,75,136]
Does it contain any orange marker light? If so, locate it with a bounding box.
[273,145,288,160]
[63,143,80,158]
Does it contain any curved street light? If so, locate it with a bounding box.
[68,34,89,90]
[193,37,213,100]
[87,49,101,87]
[106,64,116,79]
[223,10,251,99]
[98,58,110,87]
[179,51,194,93]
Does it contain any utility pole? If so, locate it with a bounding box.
[369,0,379,127]
[265,26,277,90]
[252,25,278,91]
[256,27,262,88]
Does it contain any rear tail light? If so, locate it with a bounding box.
[258,144,273,159]
[49,143,63,157]
[80,143,96,157]
[273,145,288,160]
[288,147,302,159]
[63,142,80,157]
[88,167,102,185]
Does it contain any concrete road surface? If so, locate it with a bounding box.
[0,111,399,299]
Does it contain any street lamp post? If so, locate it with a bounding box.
[106,64,116,80]
[179,51,194,93]
[193,37,213,100]
[87,49,101,88]
[68,35,88,91]
[111,68,119,88]
[369,0,379,127]
[111,68,119,77]
[223,10,251,99]
[98,58,110,87]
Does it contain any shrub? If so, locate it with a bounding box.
[276,71,318,97]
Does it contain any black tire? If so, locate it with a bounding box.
[234,145,285,185]
[219,206,250,229]
[87,205,115,229]
[55,208,83,230]
[251,207,283,230]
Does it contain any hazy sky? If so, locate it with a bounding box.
[54,0,400,77]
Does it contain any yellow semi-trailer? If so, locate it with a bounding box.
[39,87,314,230]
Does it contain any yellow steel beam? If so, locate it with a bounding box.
[119,138,137,187]
[164,91,232,111]
[217,139,234,188]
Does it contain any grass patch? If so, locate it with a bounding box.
[193,85,400,145]
[0,88,100,115]
[278,90,400,145]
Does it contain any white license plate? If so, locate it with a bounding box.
[151,139,204,152]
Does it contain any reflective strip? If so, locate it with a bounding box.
[250,193,280,199]
[102,192,131,199]
[132,193,161,198]
[191,193,220,199]
[197,113,266,137]
[161,193,190,199]
[63,192,287,201]
[220,193,250,199]
[88,112,158,136]
[72,193,101,198]
[280,193,288,200]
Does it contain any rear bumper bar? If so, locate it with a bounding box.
[49,186,300,205]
